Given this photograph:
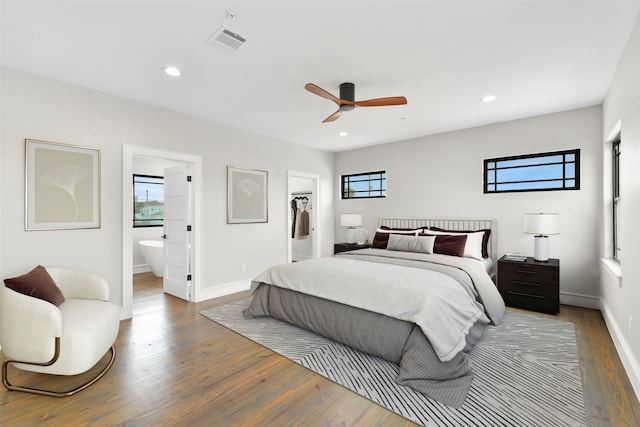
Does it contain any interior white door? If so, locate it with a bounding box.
[163,165,192,301]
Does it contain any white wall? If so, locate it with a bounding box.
[0,68,335,312]
[335,105,603,308]
[602,16,640,397]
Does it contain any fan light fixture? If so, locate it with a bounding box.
[305,82,407,123]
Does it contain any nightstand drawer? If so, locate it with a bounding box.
[502,292,559,315]
[500,278,557,299]
[499,262,558,285]
[334,243,371,254]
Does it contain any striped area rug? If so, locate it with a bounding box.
[200,299,586,427]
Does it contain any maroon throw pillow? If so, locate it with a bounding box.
[372,231,392,249]
[4,265,65,306]
[431,227,491,258]
[421,233,468,257]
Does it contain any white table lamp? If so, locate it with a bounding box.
[340,213,362,244]
[524,213,559,262]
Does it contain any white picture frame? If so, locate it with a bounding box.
[25,139,101,230]
[227,166,268,224]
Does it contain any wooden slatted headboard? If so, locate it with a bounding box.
[378,218,497,263]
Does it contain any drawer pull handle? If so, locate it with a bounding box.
[508,291,546,300]
[513,280,541,287]
[516,270,536,275]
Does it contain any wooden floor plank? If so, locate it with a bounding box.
[1,272,638,426]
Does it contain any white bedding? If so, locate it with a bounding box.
[479,257,494,277]
[252,253,503,362]
[337,248,505,324]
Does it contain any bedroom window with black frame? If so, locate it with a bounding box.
[133,174,164,227]
[484,149,580,193]
[612,135,621,262]
[341,171,386,199]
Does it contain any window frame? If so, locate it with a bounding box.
[612,135,621,262]
[133,174,164,228]
[341,170,386,199]
[483,148,580,194]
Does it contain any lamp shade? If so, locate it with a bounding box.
[340,213,362,228]
[524,213,559,235]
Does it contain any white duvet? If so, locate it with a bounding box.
[252,254,500,362]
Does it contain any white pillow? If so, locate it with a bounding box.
[387,234,435,254]
[426,230,485,260]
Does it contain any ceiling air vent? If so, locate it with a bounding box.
[207,26,247,51]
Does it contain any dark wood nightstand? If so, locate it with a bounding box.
[497,256,560,314]
[334,243,371,254]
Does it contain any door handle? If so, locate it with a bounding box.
[161,234,167,239]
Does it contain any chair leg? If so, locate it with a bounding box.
[2,339,116,398]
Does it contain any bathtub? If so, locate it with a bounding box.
[139,240,164,277]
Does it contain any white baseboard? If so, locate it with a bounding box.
[194,279,251,302]
[560,291,601,310]
[600,300,640,403]
[133,264,151,275]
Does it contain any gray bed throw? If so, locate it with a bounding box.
[243,250,505,407]
[244,283,488,408]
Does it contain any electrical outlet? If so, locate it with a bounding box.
[629,316,633,333]
[241,264,247,272]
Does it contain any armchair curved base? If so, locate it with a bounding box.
[2,338,116,398]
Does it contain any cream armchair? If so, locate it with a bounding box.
[1,266,119,397]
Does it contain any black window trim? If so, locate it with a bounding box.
[483,148,580,194]
[341,170,386,199]
[133,173,164,228]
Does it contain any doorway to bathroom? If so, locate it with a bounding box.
[122,145,203,319]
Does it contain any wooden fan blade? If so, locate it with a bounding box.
[322,108,342,123]
[305,83,341,105]
[354,96,408,107]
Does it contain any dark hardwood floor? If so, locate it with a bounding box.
[1,272,639,426]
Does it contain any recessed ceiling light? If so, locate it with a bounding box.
[481,94,497,103]
[163,66,182,77]
[338,131,348,137]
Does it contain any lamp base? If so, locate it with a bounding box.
[533,235,549,262]
[346,227,356,244]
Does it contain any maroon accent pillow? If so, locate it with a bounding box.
[430,227,491,258]
[420,233,468,257]
[372,231,392,249]
[4,265,65,306]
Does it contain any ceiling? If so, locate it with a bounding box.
[2,1,639,152]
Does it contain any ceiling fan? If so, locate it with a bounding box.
[305,82,407,123]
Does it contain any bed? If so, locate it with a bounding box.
[243,218,505,408]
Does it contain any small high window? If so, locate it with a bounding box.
[341,171,386,199]
[484,149,580,193]
[133,174,164,227]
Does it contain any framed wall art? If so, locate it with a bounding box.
[25,139,101,230]
[227,166,268,224]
